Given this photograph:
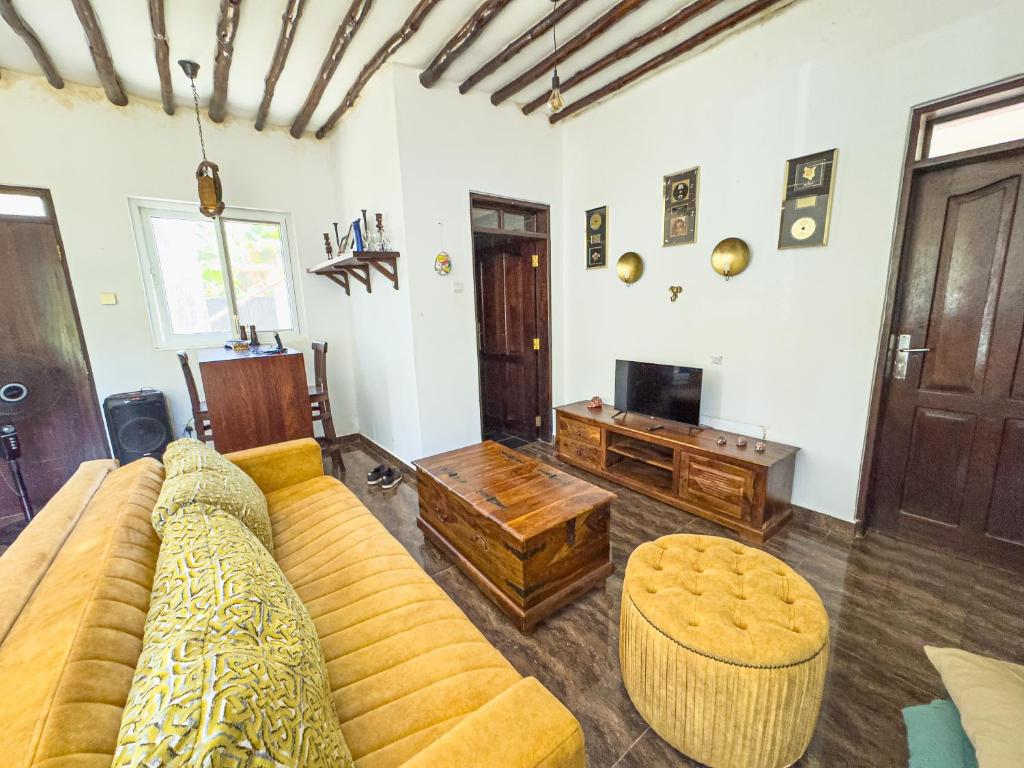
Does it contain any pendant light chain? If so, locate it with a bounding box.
[188,77,209,164]
[552,0,559,76]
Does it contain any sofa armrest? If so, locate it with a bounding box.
[224,439,323,493]
[398,677,586,768]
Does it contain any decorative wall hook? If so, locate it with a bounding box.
[669,285,683,302]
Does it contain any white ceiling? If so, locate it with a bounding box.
[0,0,778,136]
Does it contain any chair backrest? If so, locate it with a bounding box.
[312,341,329,393]
[176,351,203,415]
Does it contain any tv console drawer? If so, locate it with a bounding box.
[557,437,601,469]
[557,415,601,446]
[678,453,754,520]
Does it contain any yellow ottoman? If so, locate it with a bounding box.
[620,534,829,768]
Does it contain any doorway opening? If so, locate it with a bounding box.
[470,193,552,447]
[858,75,1024,569]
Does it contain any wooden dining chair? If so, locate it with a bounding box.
[177,352,212,443]
[310,341,345,476]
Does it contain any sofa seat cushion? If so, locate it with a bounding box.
[267,477,524,768]
[114,508,353,767]
[154,438,273,552]
[0,458,164,768]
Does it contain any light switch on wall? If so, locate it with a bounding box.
[710,354,723,365]
[99,292,118,305]
[453,281,465,294]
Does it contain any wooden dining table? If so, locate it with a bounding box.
[197,346,313,454]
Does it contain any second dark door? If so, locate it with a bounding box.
[475,236,545,441]
[0,187,108,530]
[869,149,1024,568]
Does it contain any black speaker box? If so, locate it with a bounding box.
[103,389,173,464]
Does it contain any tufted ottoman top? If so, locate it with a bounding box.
[623,534,828,668]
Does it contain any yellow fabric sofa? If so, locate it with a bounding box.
[0,438,585,768]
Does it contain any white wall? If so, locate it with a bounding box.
[328,68,424,461]
[391,65,564,459]
[558,0,1024,519]
[0,73,357,439]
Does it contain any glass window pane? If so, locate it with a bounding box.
[150,216,230,335]
[223,220,294,331]
[928,100,1024,158]
[502,212,537,232]
[0,193,46,217]
[472,207,499,228]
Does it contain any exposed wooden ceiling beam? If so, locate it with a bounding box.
[316,0,444,140]
[290,0,373,139]
[523,0,725,115]
[419,0,515,89]
[255,0,306,131]
[147,0,174,114]
[460,0,589,95]
[209,0,242,123]
[71,0,127,105]
[551,0,787,123]
[491,0,648,106]
[0,0,63,89]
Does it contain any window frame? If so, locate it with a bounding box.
[129,198,304,350]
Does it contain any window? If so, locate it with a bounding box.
[0,191,48,218]
[130,199,301,348]
[925,97,1024,159]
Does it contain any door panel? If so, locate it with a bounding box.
[0,191,108,529]
[869,151,1024,567]
[475,238,542,440]
[899,408,974,526]
[985,419,1024,543]
[921,178,1017,394]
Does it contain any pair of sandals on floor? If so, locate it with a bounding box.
[366,464,402,490]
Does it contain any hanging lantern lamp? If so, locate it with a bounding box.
[178,59,225,218]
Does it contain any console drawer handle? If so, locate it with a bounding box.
[473,535,489,552]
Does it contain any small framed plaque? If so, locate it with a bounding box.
[663,167,699,246]
[778,148,837,248]
[586,206,607,269]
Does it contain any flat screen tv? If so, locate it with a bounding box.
[614,359,702,426]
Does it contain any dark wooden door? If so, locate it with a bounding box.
[870,150,1024,567]
[0,188,108,527]
[475,238,544,440]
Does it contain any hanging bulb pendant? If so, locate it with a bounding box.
[546,0,566,116]
[547,71,564,115]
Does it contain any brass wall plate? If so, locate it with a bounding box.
[710,237,750,280]
[616,251,644,285]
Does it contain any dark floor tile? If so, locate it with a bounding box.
[612,728,698,767]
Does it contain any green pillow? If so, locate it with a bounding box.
[154,438,273,552]
[903,699,978,768]
[114,508,353,767]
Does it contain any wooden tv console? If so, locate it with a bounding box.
[555,401,799,542]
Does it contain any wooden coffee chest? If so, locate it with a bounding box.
[415,441,615,632]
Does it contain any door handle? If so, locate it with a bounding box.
[893,334,932,380]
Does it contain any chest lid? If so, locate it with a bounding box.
[415,442,616,548]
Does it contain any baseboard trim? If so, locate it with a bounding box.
[791,504,857,539]
[339,433,417,477]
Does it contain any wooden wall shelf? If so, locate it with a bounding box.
[555,401,799,543]
[307,251,400,295]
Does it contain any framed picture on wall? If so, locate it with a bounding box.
[663,167,699,246]
[778,148,838,248]
[586,206,607,268]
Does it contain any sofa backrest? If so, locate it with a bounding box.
[0,459,116,646]
[0,458,164,768]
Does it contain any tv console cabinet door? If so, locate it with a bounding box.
[678,453,754,521]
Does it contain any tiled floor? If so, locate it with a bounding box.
[482,430,533,450]
[342,442,1024,767]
